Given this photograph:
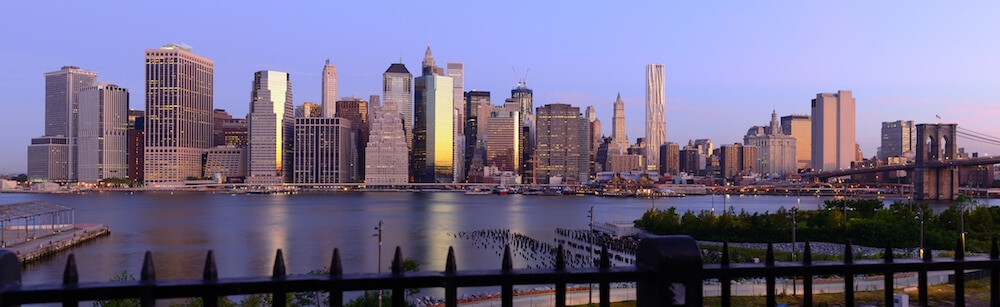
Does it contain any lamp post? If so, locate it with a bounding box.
[918,210,924,259]
[791,207,797,296]
[588,206,595,305]
[374,220,384,307]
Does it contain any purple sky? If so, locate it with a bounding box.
[2,1,1000,173]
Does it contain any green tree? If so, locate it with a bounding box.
[344,258,420,307]
[93,271,141,307]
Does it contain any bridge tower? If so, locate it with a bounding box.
[913,123,958,200]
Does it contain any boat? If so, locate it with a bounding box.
[465,188,492,195]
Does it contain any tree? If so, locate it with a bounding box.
[342,257,420,307]
[93,271,140,307]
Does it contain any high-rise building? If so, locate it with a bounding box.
[383,63,413,149]
[512,82,532,125]
[586,106,602,174]
[322,59,337,117]
[611,93,628,154]
[536,103,588,184]
[293,117,352,183]
[336,96,370,182]
[203,146,246,182]
[127,110,144,182]
[464,91,490,180]
[660,142,680,176]
[811,90,856,171]
[295,102,323,118]
[880,120,915,160]
[645,64,666,172]
[411,46,455,183]
[213,109,249,148]
[77,83,129,183]
[365,98,408,186]
[780,114,811,170]
[447,62,464,134]
[485,102,520,173]
[27,137,70,182]
[33,66,98,181]
[744,110,797,176]
[720,143,756,180]
[247,70,293,184]
[144,44,214,186]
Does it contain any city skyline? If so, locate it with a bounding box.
[4,1,1000,173]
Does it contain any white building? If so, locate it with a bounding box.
[364,100,409,185]
[811,90,856,171]
[77,83,129,183]
[744,110,797,176]
[322,59,337,117]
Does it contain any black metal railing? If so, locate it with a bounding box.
[0,235,998,307]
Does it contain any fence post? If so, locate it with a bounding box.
[0,250,21,307]
[635,235,702,307]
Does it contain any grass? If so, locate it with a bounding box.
[572,279,993,306]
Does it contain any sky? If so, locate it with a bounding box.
[2,1,1000,173]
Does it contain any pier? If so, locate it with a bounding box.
[0,201,109,264]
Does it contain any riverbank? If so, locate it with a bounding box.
[4,224,109,264]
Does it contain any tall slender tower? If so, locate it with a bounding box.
[811,90,856,171]
[383,63,413,149]
[612,93,627,152]
[645,64,666,172]
[144,44,213,186]
[322,59,337,117]
[39,66,98,181]
[247,70,293,184]
[447,62,464,133]
[77,83,129,183]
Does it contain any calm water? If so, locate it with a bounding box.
[0,191,973,285]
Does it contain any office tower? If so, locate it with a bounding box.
[464,91,490,180]
[27,137,70,181]
[32,66,98,181]
[144,44,214,186]
[365,98,408,185]
[811,90,856,171]
[412,46,455,183]
[512,81,532,125]
[383,63,413,149]
[661,142,680,175]
[77,83,129,183]
[744,110,797,176]
[720,143,756,180]
[213,109,249,148]
[336,96,370,182]
[203,146,246,182]
[586,106,602,174]
[295,102,323,118]
[679,146,699,175]
[453,107,465,182]
[611,93,628,154]
[322,59,337,117]
[127,110,145,182]
[293,117,352,183]
[512,81,535,181]
[486,102,520,173]
[447,62,464,134]
[694,139,714,156]
[247,70,293,184]
[646,64,666,172]
[880,120,915,160]
[780,114,812,170]
[536,103,587,184]
[369,95,380,121]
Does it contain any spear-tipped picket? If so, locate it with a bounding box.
[765,243,776,307]
[555,244,566,307]
[203,250,217,281]
[721,242,731,307]
[555,244,565,270]
[803,241,813,307]
[844,240,854,307]
[501,244,512,273]
[330,248,343,277]
[721,242,730,266]
[883,240,894,307]
[141,251,156,281]
[955,237,966,306]
[991,237,999,305]
[391,246,403,275]
[501,244,513,307]
[445,246,457,307]
[272,249,286,278]
[62,254,78,285]
[446,246,457,274]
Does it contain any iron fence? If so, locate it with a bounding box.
[0,235,998,306]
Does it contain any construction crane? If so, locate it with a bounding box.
[512,67,529,88]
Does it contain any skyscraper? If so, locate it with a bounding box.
[77,83,129,183]
[336,96,370,182]
[365,98,408,185]
[536,103,588,184]
[383,63,413,149]
[447,62,464,134]
[586,106,602,174]
[247,70,293,184]
[464,91,490,181]
[879,120,915,160]
[744,110,797,176]
[144,44,213,186]
[322,59,337,117]
[611,93,628,153]
[34,66,98,181]
[780,114,811,170]
[485,101,520,173]
[293,117,352,183]
[811,90,856,171]
[645,64,666,172]
[411,46,454,183]
[295,102,323,118]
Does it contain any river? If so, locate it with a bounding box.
[0,191,975,287]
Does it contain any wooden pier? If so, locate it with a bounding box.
[3,224,109,264]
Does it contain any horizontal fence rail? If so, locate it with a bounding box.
[0,235,998,307]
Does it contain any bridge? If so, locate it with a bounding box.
[803,123,1000,201]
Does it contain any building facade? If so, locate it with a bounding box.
[33,66,98,181]
[247,70,293,184]
[744,110,797,176]
[77,83,129,183]
[295,102,323,118]
[485,103,519,173]
[464,91,490,181]
[364,99,408,185]
[203,146,246,182]
[880,120,915,160]
[383,63,413,150]
[411,46,454,183]
[27,137,70,181]
[336,97,370,182]
[293,117,352,184]
[611,93,628,154]
[811,90,856,171]
[322,59,337,117]
[535,104,588,184]
[144,44,214,186]
[780,114,811,170]
[645,64,666,172]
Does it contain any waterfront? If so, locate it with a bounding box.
[0,191,979,288]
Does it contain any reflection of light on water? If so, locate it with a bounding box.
[263,196,289,264]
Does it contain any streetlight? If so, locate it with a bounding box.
[373,220,384,307]
[918,210,924,259]
[790,207,797,296]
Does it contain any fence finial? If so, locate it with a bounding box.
[141,251,156,281]
[203,250,217,281]
[63,254,78,284]
[331,248,342,277]
[272,249,286,278]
